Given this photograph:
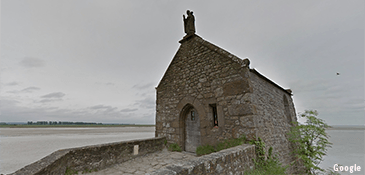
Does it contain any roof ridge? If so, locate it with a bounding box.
[184,34,249,69]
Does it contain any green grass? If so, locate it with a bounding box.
[82,168,98,174]
[168,143,182,152]
[65,167,78,175]
[196,135,246,156]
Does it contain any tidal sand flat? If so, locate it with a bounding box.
[0,127,155,174]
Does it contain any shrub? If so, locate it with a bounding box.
[196,144,215,156]
[246,137,288,175]
[288,110,332,174]
[168,143,182,152]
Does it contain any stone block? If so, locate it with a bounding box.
[223,79,250,97]
[228,104,254,116]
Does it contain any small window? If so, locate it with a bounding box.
[210,104,218,127]
[191,111,195,121]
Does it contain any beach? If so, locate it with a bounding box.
[0,127,155,174]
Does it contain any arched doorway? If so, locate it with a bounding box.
[182,105,201,153]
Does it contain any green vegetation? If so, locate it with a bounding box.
[288,110,332,174]
[245,137,288,175]
[168,143,182,152]
[82,168,98,174]
[196,135,246,156]
[64,167,98,174]
[64,167,78,175]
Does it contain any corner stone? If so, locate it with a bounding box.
[228,104,254,116]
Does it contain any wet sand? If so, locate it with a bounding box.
[0,127,155,174]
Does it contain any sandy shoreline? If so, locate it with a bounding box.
[0,127,156,174]
[0,126,155,137]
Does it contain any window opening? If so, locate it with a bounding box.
[191,111,195,121]
[210,104,218,127]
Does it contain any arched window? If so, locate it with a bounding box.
[283,95,292,124]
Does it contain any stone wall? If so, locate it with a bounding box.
[156,34,299,172]
[156,35,255,151]
[150,144,255,175]
[249,69,297,173]
[10,137,165,175]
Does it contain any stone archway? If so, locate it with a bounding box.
[181,104,201,153]
[177,96,206,153]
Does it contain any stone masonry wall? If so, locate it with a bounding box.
[156,35,256,150]
[156,34,300,172]
[249,70,297,173]
[10,137,165,175]
[150,144,255,175]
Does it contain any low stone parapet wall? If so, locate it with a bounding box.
[10,136,165,175]
[150,144,255,175]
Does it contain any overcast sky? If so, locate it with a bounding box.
[1,0,363,125]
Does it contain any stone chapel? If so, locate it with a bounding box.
[155,10,298,168]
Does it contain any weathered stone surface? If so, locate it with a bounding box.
[223,79,250,96]
[155,34,299,173]
[150,144,255,175]
[228,104,254,116]
[10,137,165,175]
[156,34,255,151]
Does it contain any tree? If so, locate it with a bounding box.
[289,110,332,174]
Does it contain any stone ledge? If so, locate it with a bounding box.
[10,137,166,175]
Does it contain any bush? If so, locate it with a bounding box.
[288,110,332,174]
[246,137,288,175]
[168,143,182,152]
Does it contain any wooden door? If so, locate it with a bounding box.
[185,107,201,153]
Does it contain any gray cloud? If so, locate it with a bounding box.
[0,98,154,124]
[133,82,156,97]
[135,97,155,109]
[1,1,362,126]
[19,57,45,68]
[39,98,62,103]
[22,87,41,92]
[5,82,20,86]
[41,92,65,98]
[89,105,118,114]
[95,82,116,86]
[37,92,65,103]
[132,82,155,90]
[120,108,138,112]
[7,86,41,94]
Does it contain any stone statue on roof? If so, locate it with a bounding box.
[183,10,195,35]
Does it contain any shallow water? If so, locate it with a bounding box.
[319,129,364,174]
[0,127,155,174]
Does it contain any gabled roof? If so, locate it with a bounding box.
[180,34,248,69]
[249,69,292,95]
[158,34,292,95]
